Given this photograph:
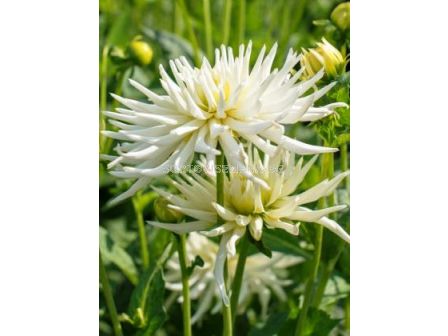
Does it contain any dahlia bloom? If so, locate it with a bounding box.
[148,147,350,304]
[103,42,347,204]
[165,233,304,323]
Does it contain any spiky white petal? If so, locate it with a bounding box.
[104,43,345,203]
[148,147,350,305]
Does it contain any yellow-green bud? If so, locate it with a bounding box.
[331,2,350,31]
[154,196,184,223]
[300,38,345,80]
[129,36,153,66]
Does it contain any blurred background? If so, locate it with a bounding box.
[99,1,349,335]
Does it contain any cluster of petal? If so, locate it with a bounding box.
[300,38,345,79]
[165,233,304,323]
[148,147,350,305]
[102,42,347,204]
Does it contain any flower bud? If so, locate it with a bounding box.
[300,38,345,79]
[109,46,128,65]
[331,2,350,31]
[128,36,153,66]
[154,196,184,223]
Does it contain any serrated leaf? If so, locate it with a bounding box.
[302,308,340,336]
[99,226,139,285]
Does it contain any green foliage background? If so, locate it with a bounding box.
[99,0,350,335]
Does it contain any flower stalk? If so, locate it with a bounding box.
[313,144,350,306]
[99,251,123,336]
[176,0,201,66]
[100,44,109,153]
[237,0,245,47]
[216,148,233,336]
[222,0,232,45]
[294,151,332,336]
[203,0,213,59]
[132,195,150,270]
[176,234,192,336]
[230,233,250,324]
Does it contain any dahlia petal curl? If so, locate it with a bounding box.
[102,42,347,205]
[148,146,350,306]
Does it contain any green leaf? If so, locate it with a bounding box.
[302,308,340,336]
[249,312,289,336]
[142,27,197,61]
[320,276,350,308]
[127,242,175,335]
[105,218,137,249]
[248,234,272,258]
[99,227,139,285]
[263,230,312,260]
[106,8,135,48]
[187,255,204,277]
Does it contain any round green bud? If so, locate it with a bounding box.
[129,36,153,67]
[331,2,350,31]
[154,196,184,223]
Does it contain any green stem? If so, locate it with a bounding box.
[132,196,149,270]
[312,247,342,306]
[100,45,109,153]
[177,0,201,66]
[177,234,192,336]
[294,224,323,336]
[99,251,123,336]
[222,0,232,45]
[341,143,349,196]
[230,234,249,324]
[345,296,350,330]
[312,143,350,307]
[203,0,213,59]
[294,152,330,336]
[216,148,233,336]
[236,0,246,47]
[173,1,181,35]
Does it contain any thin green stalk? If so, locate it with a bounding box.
[312,144,350,306]
[312,247,343,306]
[345,296,350,330]
[203,0,213,59]
[177,0,201,66]
[132,196,149,270]
[173,1,181,35]
[278,0,291,60]
[294,152,331,336]
[237,0,246,47]
[341,143,349,195]
[222,0,232,45]
[99,251,123,336]
[216,148,233,336]
[230,234,249,324]
[100,45,109,153]
[326,152,335,210]
[294,222,323,336]
[177,234,192,336]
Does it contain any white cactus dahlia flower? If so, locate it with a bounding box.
[148,147,350,305]
[103,42,347,204]
[165,233,304,323]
